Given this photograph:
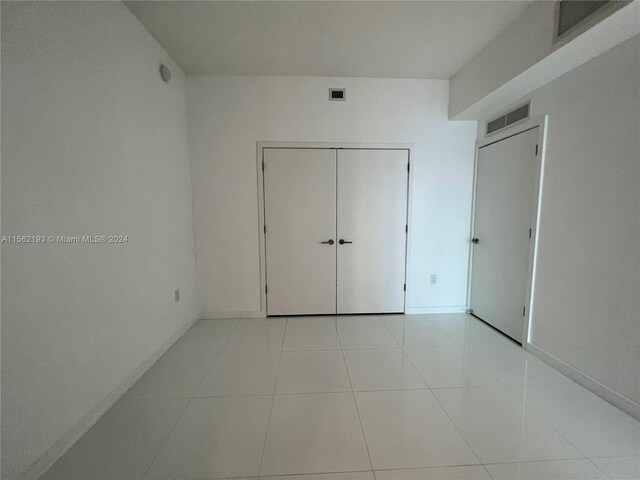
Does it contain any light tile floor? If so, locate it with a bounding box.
[42,314,640,480]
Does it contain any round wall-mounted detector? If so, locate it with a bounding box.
[159,64,171,83]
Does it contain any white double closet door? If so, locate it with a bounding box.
[263,148,408,316]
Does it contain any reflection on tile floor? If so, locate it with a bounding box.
[42,314,640,480]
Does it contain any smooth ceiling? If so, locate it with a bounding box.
[125,1,531,79]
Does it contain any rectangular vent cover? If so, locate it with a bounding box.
[486,103,530,136]
[557,0,609,37]
[329,88,345,101]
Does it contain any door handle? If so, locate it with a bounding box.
[339,239,352,245]
[321,239,335,245]
[472,238,479,244]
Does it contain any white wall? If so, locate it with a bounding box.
[1,3,198,479]
[478,35,640,415]
[187,76,477,317]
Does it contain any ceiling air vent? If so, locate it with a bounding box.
[556,0,610,38]
[486,102,530,136]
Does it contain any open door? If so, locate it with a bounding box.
[470,128,539,343]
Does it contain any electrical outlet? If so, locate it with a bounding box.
[174,289,180,303]
[429,274,438,285]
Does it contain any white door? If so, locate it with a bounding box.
[470,128,539,342]
[263,148,337,315]
[336,149,408,314]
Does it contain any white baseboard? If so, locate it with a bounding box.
[200,310,266,319]
[526,341,640,420]
[405,305,468,314]
[18,314,200,480]
[202,307,470,318]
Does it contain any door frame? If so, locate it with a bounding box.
[256,142,414,317]
[466,115,548,345]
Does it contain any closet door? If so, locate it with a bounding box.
[469,128,539,343]
[336,149,408,314]
[263,148,337,315]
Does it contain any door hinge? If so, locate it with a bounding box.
[265,285,268,295]
[529,228,532,238]
[262,161,265,171]
[407,163,410,172]
[405,224,408,233]
[523,306,526,316]
[264,225,266,234]
[535,145,539,155]
[403,283,406,292]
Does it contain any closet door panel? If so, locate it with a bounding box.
[263,148,337,315]
[336,149,408,314]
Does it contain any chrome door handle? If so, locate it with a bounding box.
[339,239,352,245]
[321,239,335,245]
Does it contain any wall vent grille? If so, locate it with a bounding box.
[486,116,506,134]
[557,0,610,37]
[329,88,346,101]
[486,103,530,136]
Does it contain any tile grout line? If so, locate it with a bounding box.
[371,464,495,480]
[337,316,376,477]
[477,456,502,480]
[187,387,432,400]
[403,315,594,468]
[140,317,240,479]
[481,457,615,480]
[587,454,640,460]
[501,390,595,462]
[418,313,463,346]
[372,462,495,472]
[482,464,496,480]
[257,316,288,478]
[483,357,593,463]
[585,458,616,480]
[492,366,636,462]
[260,469,375,479]
[397,329,488,471]
[381,317,401,348]
[138,396,190,480]
[480,457,616,467]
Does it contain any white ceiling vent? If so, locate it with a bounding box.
[486,102,530,136]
